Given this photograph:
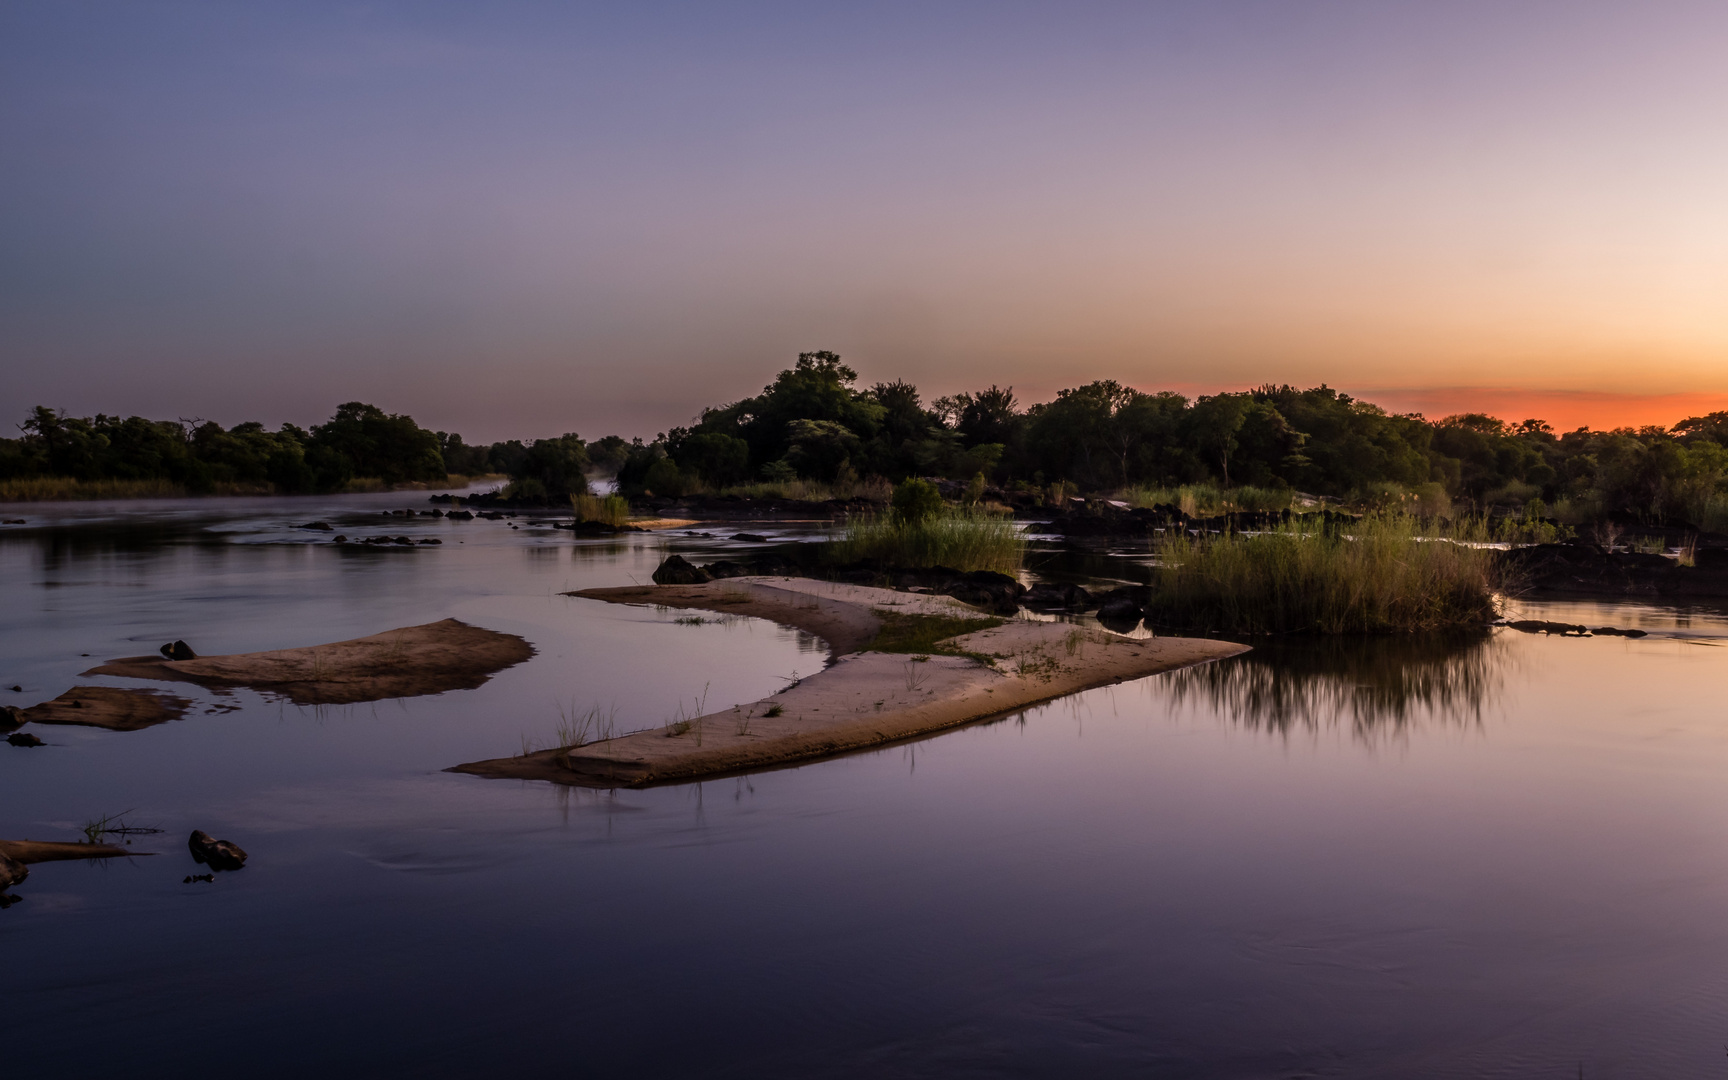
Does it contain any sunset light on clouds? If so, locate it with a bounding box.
[4,1,1727,440]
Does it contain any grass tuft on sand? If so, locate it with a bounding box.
[1146,513,1504,635]
[866,610,1002,657]
[831,507,1025,574]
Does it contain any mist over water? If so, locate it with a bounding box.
[5,495,1728,1077]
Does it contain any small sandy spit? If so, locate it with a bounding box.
[21,685,192,731]
[452,577,1248,788]
[83,618,534,705]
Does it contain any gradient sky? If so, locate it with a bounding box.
[4,1,1727,441]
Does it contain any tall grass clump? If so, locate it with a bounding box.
[1118,484,1292,516]
[571,493,631,526]
[0,476,186,501]
[830,506,1026,574]
[1147,513,1503,634]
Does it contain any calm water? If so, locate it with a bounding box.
[5,494,1728,1078]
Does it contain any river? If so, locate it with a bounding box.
[4,492,1727,1078]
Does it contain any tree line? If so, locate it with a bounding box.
[6,353,1728,525]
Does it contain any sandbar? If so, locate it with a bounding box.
[0,839,137,863]
[22,685,192,731]
[84,618,534,705]
[452,578,1248,788]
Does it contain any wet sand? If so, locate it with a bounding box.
[84,618,534,705]
[453,578,1248,788]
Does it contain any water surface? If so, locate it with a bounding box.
[5,495,1727,1078]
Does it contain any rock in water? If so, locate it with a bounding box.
[159,640,198,661]
[652,554,714,585]
[0,704,23,730]
[188,830,248,871]
[7,731,44,747]
[0,852,27,891]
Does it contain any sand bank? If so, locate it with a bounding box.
[84,618,534,705]
[452,578,1247,788]
[21,685,192,731]
[0,839,136,863]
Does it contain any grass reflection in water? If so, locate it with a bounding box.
[1163,632,1504,741]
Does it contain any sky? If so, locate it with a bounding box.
[3,1,1727,442]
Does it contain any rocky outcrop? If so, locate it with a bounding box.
[1503,543,1728,598]
[189,830,248,871]
[1021,582,1093,611]
[0,852,27,891]
[651,554,714,585]
[159,640,198,661]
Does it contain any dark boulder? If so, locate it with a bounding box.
[938,570,1026,613]
[159,640,198,661]
[447,510,474,521]
[298,521,333,531]
[1021,582,1093,611]
[750,553,795,576]
[189,830,248,872]
[731,533,770,543]
[1504,619,1590,636]
[417,538,442,545]
[0,705,22,730]
[0,852,27,891]
[7,731,44,747]
[652,555,714,585]
[703,560,755,579]
[1094,585,1151,632]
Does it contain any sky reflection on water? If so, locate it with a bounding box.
[5,495,1728,1078]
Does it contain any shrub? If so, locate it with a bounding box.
[890,478,944,525]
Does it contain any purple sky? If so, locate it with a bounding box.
[5,2,1727,441]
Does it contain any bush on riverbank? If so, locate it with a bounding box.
[1146,513,1503,634]
[830,505,1025,574]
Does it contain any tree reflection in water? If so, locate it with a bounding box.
[1161,632,1505,741]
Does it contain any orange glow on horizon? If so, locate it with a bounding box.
[1343,388,1728,433]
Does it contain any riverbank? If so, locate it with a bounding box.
[451,578,1248,788]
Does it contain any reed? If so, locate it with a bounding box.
[0,476,185,501]
[1146,513,1504,634]
[571,493,631,526]
[1116,483,1293,516]
[829,506,1026,574]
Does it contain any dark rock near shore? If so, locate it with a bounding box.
[731,533,770,543]
[1094,585,1151,632]
[188,830,248,871]
[446,510,474,521]
[298,521,333,531]
[936,570,1025,612]
[1022,582,1094,611]
[0,852,27,890]
[1502,542,1728,598]
[1504,619,1590,636]
[703,560,756,579]
[652,554,714,585]
[1,705,22,730]
[159,640,198,661]
[8,731,44,747]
